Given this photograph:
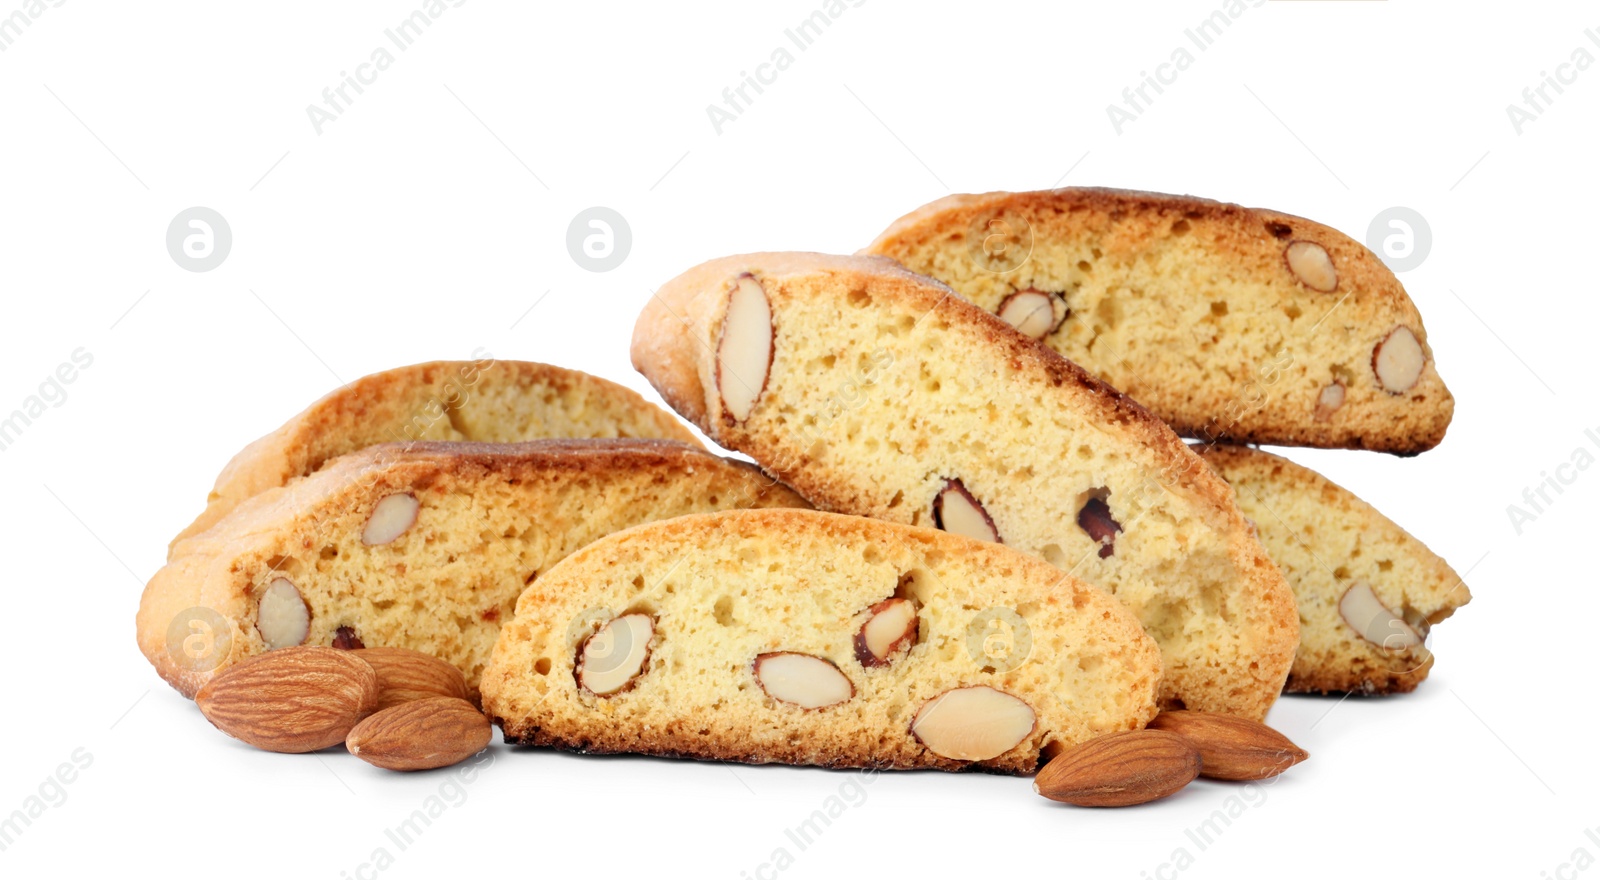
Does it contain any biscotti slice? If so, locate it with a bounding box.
[1198,444,1471,694]
[862,188,1453,454]
[481,509,1162,773]
[630,252,1298,720]
[138,439,806,699]
[170,359,701,552]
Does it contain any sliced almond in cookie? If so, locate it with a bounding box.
[997,289,1062,339]
[362,493,419,546]
[1338,581,1423,650]
[576,613,656,696]
[1285,240,1338,292]
[257,578,309,649]
[933,479,1000,543]
[911,685,1036,761]
[717,273,774,422]
[854,598,918,668]
[754,652,854,709]
[1373,326,1425,394]
[1314,382,1346,422]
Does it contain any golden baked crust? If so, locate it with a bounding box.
[631,252,1298,720]
[1198,444,1471,694]
[170,360,701,553]
[862,188,1454,455]
[481,508,1163,774]
[138,439,806,699]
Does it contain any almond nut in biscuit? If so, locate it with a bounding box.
[353,647,470,710]
[853,598,918,668]
[346,696,492,771]
[996,289,1063,339]
[1033,729,1200,807]
[1285,240,1337,292]
[332,625,365,650]
[1314,382,1346,422]
[256,578,310,649]
[1373,326,1425,394]
[362,492,419,546]
[754,653,854,709]
[1076,495,1122,559]
[911,686,1036,762]
[933,479,1001,543]
[717,273,773,422]
[195,646,379,753]
[576,613,655,696]
[1338,581,1423,650]
[1146,710,1308,781]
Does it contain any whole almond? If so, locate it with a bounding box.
[1147,710,1308,781]
[346,697,492,771]
[352,647,471,709]
[1034,730,1200,807]
[195,646,379,753]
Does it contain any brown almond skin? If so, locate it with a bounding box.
[195,646,380,753]
[1034,730,1200,807]
[352,647,471,710]
[1147,710,1309,781]
[346,697,492,771]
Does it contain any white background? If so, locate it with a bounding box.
[1,1,1594,877]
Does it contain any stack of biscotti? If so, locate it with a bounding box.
[139,360,813,699]
[857,188,1470,693]
[143,354,1185,777]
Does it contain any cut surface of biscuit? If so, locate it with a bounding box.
[862,188,1453,454]
[138,440,806,699]
[171,360,700,552]
[481,509,1162,773]
[631,252,1298,720]
[1199,444,1471,694]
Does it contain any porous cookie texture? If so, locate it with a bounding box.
[630,252,1298,720]
[481,509,1163,773]
[138,440,807,699]
[1198,444,1471,694]
[862,188,1454,455]
[170,360,702,552]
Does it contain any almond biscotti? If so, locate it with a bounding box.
[862,188,1453,454]
[138,439,806,699]
[630,252,1298,721]
[1198,444,1471,693]
[481,509,1163,773]
[170,359,701,552]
